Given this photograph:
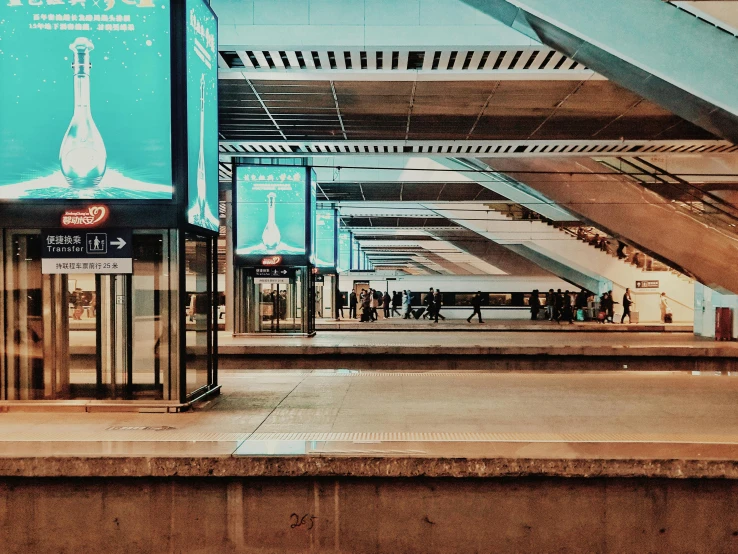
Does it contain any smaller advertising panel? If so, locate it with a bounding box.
[315,209,337,268]
[185,0,219,231]
[352,241,360,270]
[235,166,307,258]
[338,230,351,272]
[41,228,132,274]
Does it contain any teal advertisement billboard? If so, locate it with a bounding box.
[315,209,336,268]
[235,166,307,256]
[0,0,173,200]
[338,229,351,272]
[185,0,218,231]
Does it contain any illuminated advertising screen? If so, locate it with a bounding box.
[0,0,172,200]
[235,166,307,257]
[315,209,336,268]
[338,230,351,272]
[352,240,360,270]
[185,0,218,231]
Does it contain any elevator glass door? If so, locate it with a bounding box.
[2,230,170,401]
[258,281,299,332]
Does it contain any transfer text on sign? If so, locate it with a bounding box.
[41,229,133,274]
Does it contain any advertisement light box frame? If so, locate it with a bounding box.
[0,0,216,233]
[232,164,315,267]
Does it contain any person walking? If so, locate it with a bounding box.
[546,289,555,320]
[422,287,435,320]
[553,288,563,322]
[370,289,379,321]
[336,290,345,320]
[432,289,445,323]
[467,291,484,323]
[660,292,672,323]
[360,291,372,322]
[621,288,633,324]
[391,291,402,317]
[382,291,391,318]
[562,290,574,324]
[402,290,412,319]
[529,289,540,321]
[607,290,617,323]
[349,291,357,319]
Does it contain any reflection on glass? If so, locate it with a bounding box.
[4,234,45,399]
[185,233,211,396]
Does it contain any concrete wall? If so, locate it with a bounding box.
[2,476,738,553]
[694,282,738,339]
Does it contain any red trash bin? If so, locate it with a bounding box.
[715,307,734,341]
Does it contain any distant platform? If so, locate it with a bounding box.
[316,317,692,333]
[219,330,737,372]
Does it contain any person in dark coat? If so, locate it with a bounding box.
[432,289,445,323]
[349,291,357,319]
[467,291,484,323]
[422,287,435,320]
[553,288,563,322]
[336,290,345,319]
[391,291,402,317]
[621,288,633,324]
[382,291,391,318]
[607,290,617,323]
[529,289,541,321]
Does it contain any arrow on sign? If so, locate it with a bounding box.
[110,238,127,250]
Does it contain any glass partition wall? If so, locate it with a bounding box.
[0,229,217,405]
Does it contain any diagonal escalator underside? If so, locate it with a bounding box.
[478,156,738,294]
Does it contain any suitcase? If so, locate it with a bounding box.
[715,307,733,341]
[664,313,672,324]
[412,307,426,320]
[630,311,639,324]
[576,309,585,322]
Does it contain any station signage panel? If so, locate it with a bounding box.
[0,0,173,200]
[41,228,132,274]
[185,0,219,231]
[636,280,660,289]
[234,166,308,259]
[252,266,295,285]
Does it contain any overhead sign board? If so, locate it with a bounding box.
[254,267,295,279]
[636,280,660,289]
[41,228,132,274]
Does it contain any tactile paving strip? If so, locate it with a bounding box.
[247,432,738,445]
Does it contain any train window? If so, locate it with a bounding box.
[454,293,475,306]
[488,294,512,306]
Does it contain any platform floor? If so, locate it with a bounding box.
[2,369,738,467]
[220,330,736,356]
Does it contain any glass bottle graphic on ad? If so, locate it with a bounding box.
[262,192,281,251]
[188,74,219,230]
[59,38,107,188]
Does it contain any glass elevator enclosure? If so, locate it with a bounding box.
[0,229,218,406]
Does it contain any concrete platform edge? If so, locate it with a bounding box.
[1,456,737,479]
